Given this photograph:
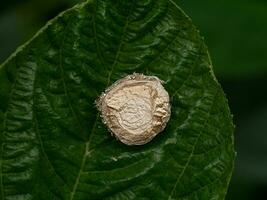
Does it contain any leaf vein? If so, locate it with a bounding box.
[69,2,136,198]
[178,165,231,199]
[106,1,135,85]
[69,115,99,200]
[92,0,105,67]
[59,20,86,139]
[168,89,219,199]
[0,59,20,200]
[33,105,70,190]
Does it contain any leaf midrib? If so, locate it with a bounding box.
[69,1,135,199]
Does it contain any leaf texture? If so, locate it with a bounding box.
[0,0,235,199]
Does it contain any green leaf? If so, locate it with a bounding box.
[0,0,235,199]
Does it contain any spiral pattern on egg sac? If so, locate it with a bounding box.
[97,73,171,145]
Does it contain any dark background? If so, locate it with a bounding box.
[1,0,267,199]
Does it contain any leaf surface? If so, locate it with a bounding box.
[0,0,235,199]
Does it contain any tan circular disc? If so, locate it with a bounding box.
[97,73,171,145]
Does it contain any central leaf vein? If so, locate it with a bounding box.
[69,1,135,199]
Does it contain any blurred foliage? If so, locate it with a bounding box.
[179,0,267,79]
[0,0,80,62]
[0,0,267,199]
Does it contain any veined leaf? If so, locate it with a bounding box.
[0,0,235,199]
